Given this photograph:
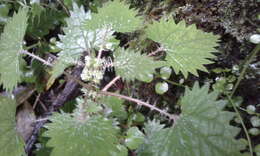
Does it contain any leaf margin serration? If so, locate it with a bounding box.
[0,7,28,92]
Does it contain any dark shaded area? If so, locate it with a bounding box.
[25,66,83,155]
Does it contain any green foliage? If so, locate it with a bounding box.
[57,3,90,57]
[138,83,245,156]
[0,1,252,155]
[155,82,168,94]
[48,4,91,84]
[101,96,127,120]
[125,127,145,150]
[0,4,10,24]
[27,4,66,38]
[255,144,260,156]
[146,20,219,78]
[49,0,142,82]
[47,58,69,89]
[0,7,28,92]
[43,113,121,156]
[114,48,165,82]
[0,96,25,156]
[159,66,172,80]
[85,0,142,32]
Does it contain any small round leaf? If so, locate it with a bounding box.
[155,82,168,94]
[250,116,260,127]
[246,105,256,114]
[160,67,172,80]
[248,128,260,136]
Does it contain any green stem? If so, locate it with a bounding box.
[231,44,260,97]
[163,79,185,88]
[228,44,259,156]
[155,74,185,88]
[227,96,253,156]
[24,42,40,50]
[238,107,260,117]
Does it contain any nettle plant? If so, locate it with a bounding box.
[0,1,246,156]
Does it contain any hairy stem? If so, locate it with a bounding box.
[102,76,121,91]
[101,91,179,122]
[148,47,164,57]
[21,50,53,66]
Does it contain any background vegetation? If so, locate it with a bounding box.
[0,0,259,156]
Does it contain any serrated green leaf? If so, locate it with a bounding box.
[46,58,69,89]
[86,100,103,113]
[30,3,44,23]
[0,8,28,92]
[125,127,145,150]
[0,96,25,156]
[50,1,140,83]
[48,4,91,84]
[43,113,121,156]
[138,83,245,156]
[112,144,128,156]
[146,20,219,78]
[101,96,127,120]
[56,4,91,57]
[114,48,165,82]
[27,4,65,38]
[85,0,142,32]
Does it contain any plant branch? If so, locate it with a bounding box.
[57,0,70,16]
[163,79,185,88]
[148,47,164,57]
[231,44,260,97]
[101,91,179,122]
[24,42,40,50]
[20,50,53,67]
[102,76,121,91]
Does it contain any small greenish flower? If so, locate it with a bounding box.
[81,56,105,84]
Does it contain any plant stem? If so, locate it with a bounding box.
[148,47,164,57]
[163,79,185,88]
[20,50,53,66]
[101,91,179,122]
[231,44,260,97]
[227,96,253,156]
[238,107,260,117]
[24,42,40,50]
[102,76,121,91]
[228,44,259,156]
[57,0,70,16]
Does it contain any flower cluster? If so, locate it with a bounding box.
[80,56,104,84]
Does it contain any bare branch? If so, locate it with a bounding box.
[148,47,164,57]
[102,76,121,91]
[20,50,53,67]
[101,91,179,122]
